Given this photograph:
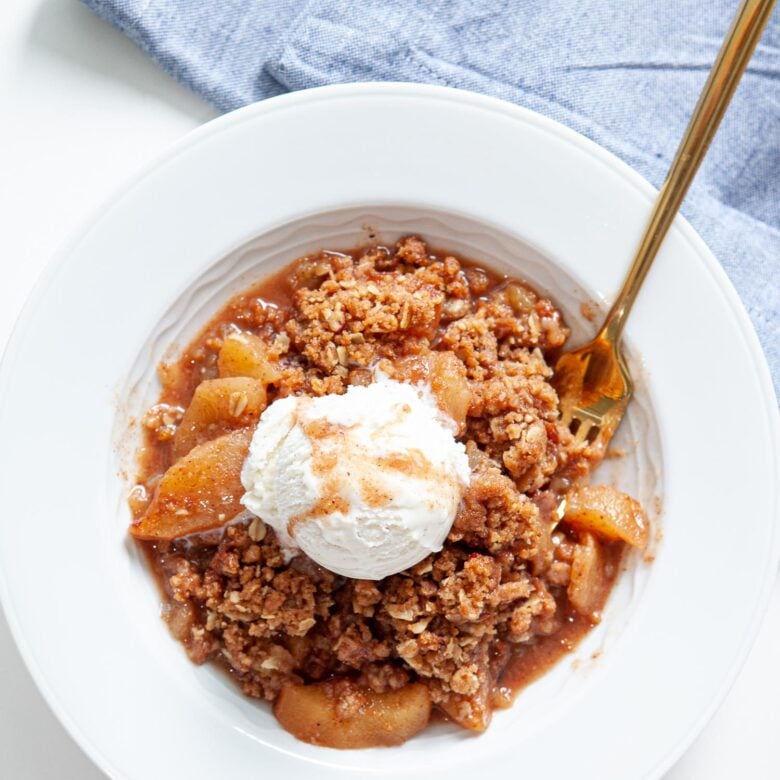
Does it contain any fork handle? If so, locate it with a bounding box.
[600,0,776,342]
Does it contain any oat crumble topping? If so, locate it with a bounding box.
[130,236,647,745]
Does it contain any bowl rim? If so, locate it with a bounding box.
[0,81,777,780]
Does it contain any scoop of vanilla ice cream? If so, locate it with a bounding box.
[240,373,470,579]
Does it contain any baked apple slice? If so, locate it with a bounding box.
[173,376,266,459]
[567,532,609,618]
[392,351,471,434]
[564,484,648,548]
[131,428,251,541]
[274,680,431,748]
[218,332,281,385]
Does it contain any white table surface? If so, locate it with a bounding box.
[0,1,777,778]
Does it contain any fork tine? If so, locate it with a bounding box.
[572,418,593,446]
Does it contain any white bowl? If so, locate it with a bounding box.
[0,83,777,780]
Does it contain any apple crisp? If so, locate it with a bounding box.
[129,236,648,747]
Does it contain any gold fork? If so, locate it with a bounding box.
[554,0,776,452]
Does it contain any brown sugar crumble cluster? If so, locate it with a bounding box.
[131,236,649,747]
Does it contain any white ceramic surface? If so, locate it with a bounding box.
[0,83,777,780]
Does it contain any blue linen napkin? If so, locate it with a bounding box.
[82,0,779,391]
